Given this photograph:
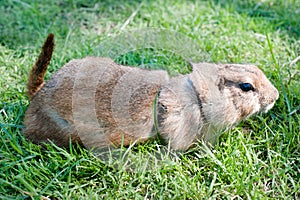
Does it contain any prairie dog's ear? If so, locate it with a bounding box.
[188,62,222,99]
[189,62,219,76]
[189,62,220,85]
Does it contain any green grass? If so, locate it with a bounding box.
[0,0,299,199]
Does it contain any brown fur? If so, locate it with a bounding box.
[27,33,55,98]
[23,34,279,150]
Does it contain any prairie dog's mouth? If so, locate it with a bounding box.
[262,101,276,113]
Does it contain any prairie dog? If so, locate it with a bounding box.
[23,34,279,150]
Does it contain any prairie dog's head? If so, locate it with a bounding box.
[189,63,279,127]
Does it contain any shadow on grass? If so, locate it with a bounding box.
[208,0,300,39]
[0,0,299,49]
[0,0,145,48]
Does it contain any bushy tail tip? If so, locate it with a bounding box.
[27,33,55,98]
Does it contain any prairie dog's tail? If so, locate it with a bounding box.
[27,33,55,99]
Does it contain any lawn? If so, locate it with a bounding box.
[0,0,299,199]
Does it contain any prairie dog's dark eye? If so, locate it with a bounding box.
[239,83,255,92]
